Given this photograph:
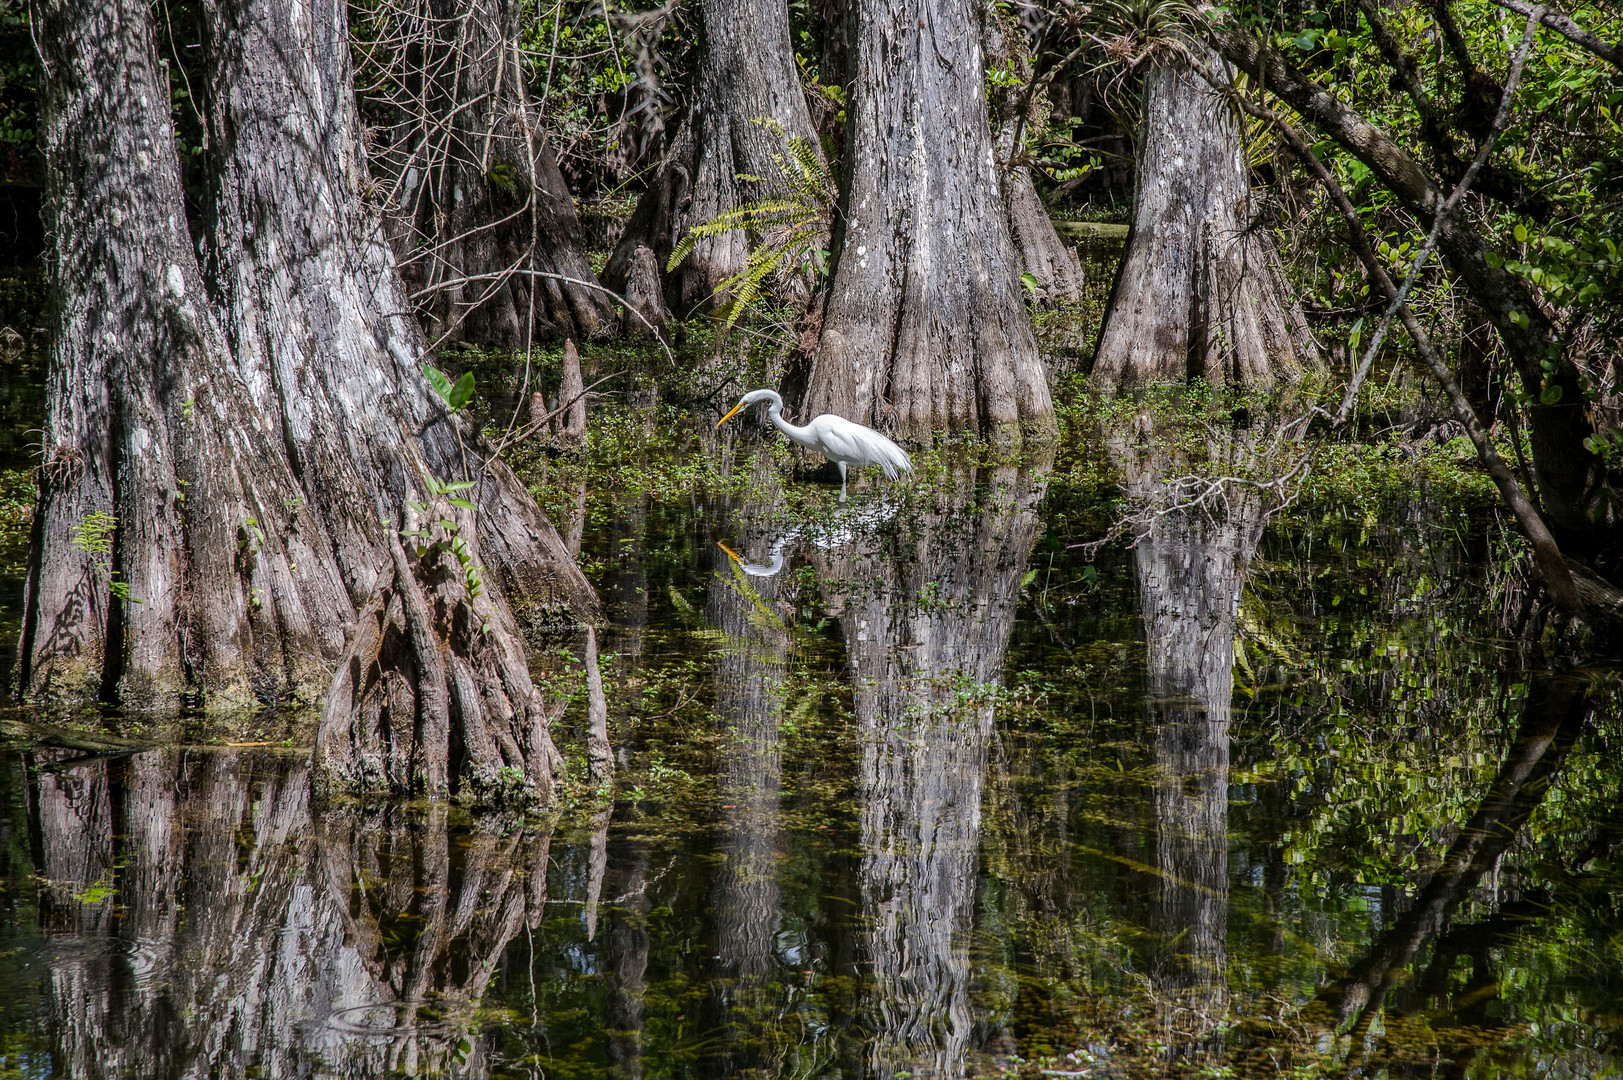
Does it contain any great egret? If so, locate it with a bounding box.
[716,389,912,501]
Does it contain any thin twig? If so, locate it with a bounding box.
[1230,13,1582,612]
[1487,0,1623,69]
[422,268,676,362]
[1330,6,1547,426]
[488,372,623,461]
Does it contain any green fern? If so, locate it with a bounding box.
[667,117,835,327]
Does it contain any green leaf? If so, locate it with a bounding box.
[1540,384,1564,405]
[423,364,454,403]
[1020,271,1040,298]
[448,497,477,511]
[448,371,476,411]
[440,480,477,492]
[1021,568,1039,588]
[1514,222,1529,243]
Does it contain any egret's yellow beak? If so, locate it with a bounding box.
[717,541,744,564]
[716,400,747,427]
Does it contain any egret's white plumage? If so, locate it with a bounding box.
[716,389,912,501]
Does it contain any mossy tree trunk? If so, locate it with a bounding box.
[802,0,1056,446]
[1091,50,1314,388]
[23,0,593,805]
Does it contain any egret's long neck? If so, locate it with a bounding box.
[762,392,817,448]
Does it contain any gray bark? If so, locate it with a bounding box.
[559,338,588,448]
[1091,52,1314,388]
[1004,168,1087,304]
[585,626,612,784]
[372,0,616,346]
[22,0,354,711]
[803,0,1056,446]
[601,0,823,317]
[199,0,594,800]
[986,13,1086,305]
[22,0,595,804]
[617,245,670,339]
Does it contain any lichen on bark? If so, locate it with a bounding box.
[801,0,1056,447]
[24,0,594,806]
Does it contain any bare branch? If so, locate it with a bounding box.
[1488,0,1623,70]
[1228,34,1584,612]
[1330,5,1546,427]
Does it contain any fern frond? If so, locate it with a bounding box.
[666,116,837,321]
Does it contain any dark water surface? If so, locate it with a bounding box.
[0,406,1617,1079]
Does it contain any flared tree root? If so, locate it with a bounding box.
[314,498,566,804]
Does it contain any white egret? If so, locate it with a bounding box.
[716,389,912,501]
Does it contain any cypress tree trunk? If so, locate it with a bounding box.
[802,0,1056,446]
[986,13,1086,304]
[601,0,822,318]
[23,0,353,711]
[368,0,617,346]
[1091,51,1314,388]
[24,0,594,804]
[202,0,592,800]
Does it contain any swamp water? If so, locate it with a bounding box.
[0,380,1616,1079]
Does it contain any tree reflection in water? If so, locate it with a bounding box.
[7,420,1617,1079]
[704,451,800,1075]
[812,455,1051,1079]
[1108,405,1300,1041]
[26,749,552,1078]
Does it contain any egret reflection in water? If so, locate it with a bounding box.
[0,405,1618,1078]
[718,496,902,577]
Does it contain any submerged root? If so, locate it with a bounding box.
[314,516,566,805]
